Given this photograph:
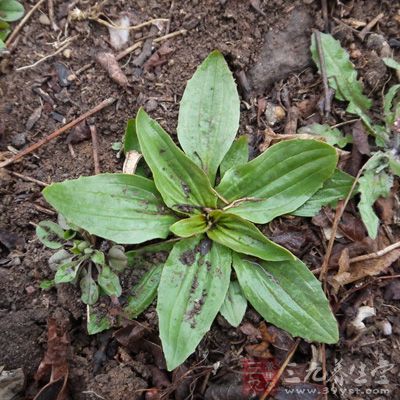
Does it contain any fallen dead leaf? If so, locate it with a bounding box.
[352,120,370,155]
[33,319,69,400]
[330,248,400,293]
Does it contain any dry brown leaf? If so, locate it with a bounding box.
[96,52,129,88]
[330,248,400,293]
[33,319,69,400]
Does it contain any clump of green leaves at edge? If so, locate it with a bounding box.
[40,50,347,371]
[310,32,400,239]
[0,0,24,48]
[36,215,128,334]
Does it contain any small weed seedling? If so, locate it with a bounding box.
[309,32,400,239]
[36,216,127,333]
[0,0,24,48]
[40,51,344,370]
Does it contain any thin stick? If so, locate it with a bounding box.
[358,13,384,41]
[48,0,59,31]
[92,17,168,31]
[16,40,74,71]
[348,240,400,264]
[260,338,301,400]
[5,0,45,47]
[318,168,364,282]
[116,29,186,61]
[90,125,100,174]
[0,97,116,169]
[7,170,48,187]
[314,30,331,118]
[321,0,329,33]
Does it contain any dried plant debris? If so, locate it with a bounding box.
[96,52,129,88]
[108,14,130,50]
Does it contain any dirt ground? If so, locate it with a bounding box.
[1,0,400,399]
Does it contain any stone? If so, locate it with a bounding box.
[249,8,313,91]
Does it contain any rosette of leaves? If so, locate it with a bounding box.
[0,0,24,48]
[41,51,344,370]
[36,216,127,332]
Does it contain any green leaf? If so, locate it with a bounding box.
[136,109,217,214]
[125,263,163,319]
[0,0,24,22]
[0,20,10,42]
[91,250,105,266]
[233,254,339,344]
[298,123,352,148]
[48,249,71,271]
[177,50,240,184]
[207,211,294,262]
[219,281,247,327]
[169,215,208,238]
[292,169,355,217]
[157,236,231,370]
[383,84,400,128]
[383,57,400,71]
[108,245,128,272]
[389,153,400,177]
[220,136,249,177]
[40,279,55,290]
[43,173,177,244]
[80,268,99,305]
[216,139,337,223]
[87,306,112,335]
[36,220,65,249]
[98,265,122,297]
[311,32,371,114]
[126,241,173,268]
[54,259,82,284]
[124,118,140,153]
[358,169,393,239]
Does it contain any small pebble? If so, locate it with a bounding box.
[39,14,51,25]
[63,48,72,59]
[144,98,158,112]
[11,132,26,148]
[379,320,392,336]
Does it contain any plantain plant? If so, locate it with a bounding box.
[41,51,344,370]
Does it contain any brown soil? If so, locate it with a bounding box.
[1,0,400,399]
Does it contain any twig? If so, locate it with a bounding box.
[116,29,186,61]
[318,167,364,282]
[260,338,301,400]
[90,125,100,174]
[358,13,384,41]
[33,203,56,215]
[16,39,75,71]
[92,17,168,31]
[321,0,329,33]
[314,30,331,119]
[48,0,59,31]
[7,170,48,187]
[5,0,45,47]
[0,97,116,169]
[348,240,400,264]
